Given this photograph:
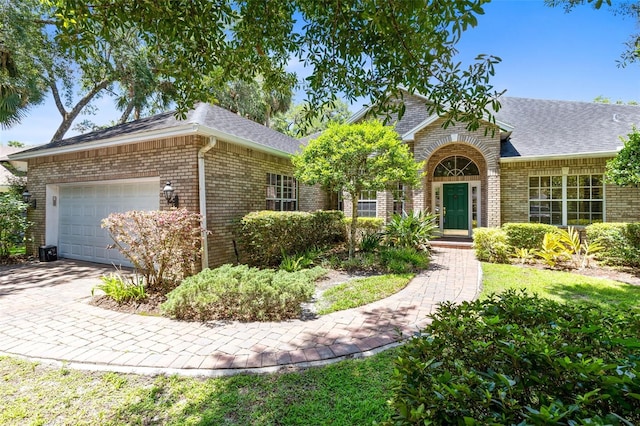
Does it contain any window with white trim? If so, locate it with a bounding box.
[392,184,405,216]
[358,190,377,217]
[266,173,297,211]
[529,174,603,225]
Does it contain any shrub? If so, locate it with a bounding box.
[379,247,429,273]
[92,272,147,303]
[161,264,326,321]
[279,249,319,272]
[343,216,384,244]
[359,232,383,253]
[101,209,206,293]
[237,210,346,266]
[502,222,556,250]
[472,228,510,263]
[386,290,640,425]
[384,211,438,251]
[0,193,29,258]
[536,231,572,268]
[587,222,640,267]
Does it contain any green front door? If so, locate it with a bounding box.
[443,183,469,230]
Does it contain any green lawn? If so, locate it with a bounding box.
[0,349,396,426]
[317,273,413,314]
[482,263,640,312]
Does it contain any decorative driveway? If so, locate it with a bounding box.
[0,247,480,377]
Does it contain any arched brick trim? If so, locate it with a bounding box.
[420,134,499,175]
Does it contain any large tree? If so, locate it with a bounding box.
[292,120,423,258]
[272,99,351,138]
[605,127,640,187]
[49,0,503,130]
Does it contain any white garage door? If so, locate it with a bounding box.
[58,180,160,266]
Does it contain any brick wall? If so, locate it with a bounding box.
[25,135,202,256]
[500,156,640,224]
[203,141,330,266]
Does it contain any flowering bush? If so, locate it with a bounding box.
[101,209,207,293]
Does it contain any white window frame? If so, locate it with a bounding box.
[358,190,377,218]
[528,174,605,226]
[266,173,298,211]
[432,180,481,236]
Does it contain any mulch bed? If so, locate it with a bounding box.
[89,293,167,316]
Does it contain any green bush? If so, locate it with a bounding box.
[359,232,383,253]
[380,247,429,273]
[343,216,384,242]
[237,210,346,266]
[502,222,556,250]
[384,211,438,251]
[472,227,510,263]
[386,290,640,425]
[161,264,326,321]
[0,193,29,258]
[587,222,640,267]
[92,273,147,303]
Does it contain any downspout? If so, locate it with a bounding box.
[198,136,217,270]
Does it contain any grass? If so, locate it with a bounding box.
[482,263,640,311]
[317,273,413,315]
[0,350,396,426]
[8,245,25,256]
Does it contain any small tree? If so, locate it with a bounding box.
[101,209,207,293]
[0,193,29,258]
[292,120,423,258]
[605,127,640,187]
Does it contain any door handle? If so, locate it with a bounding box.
[443,207,446,216]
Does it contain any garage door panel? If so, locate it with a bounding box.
[58,180,159,266]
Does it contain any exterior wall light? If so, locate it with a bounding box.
[163,181,179,207]
[22,189,36,209]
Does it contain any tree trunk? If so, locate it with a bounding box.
[349,192,359,259]
[50,79,111,141]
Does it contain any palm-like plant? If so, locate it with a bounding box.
[384,211,438,251]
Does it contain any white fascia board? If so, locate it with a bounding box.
[347,106,372,123]
[8,124,199,160]
[496,120,514,132]
[194,126,292,158]
[401,114,440,141]
[500,150,619,163]
[9,124,293,160]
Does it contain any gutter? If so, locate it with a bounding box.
[500,150,620,163]
[198,136,217,270]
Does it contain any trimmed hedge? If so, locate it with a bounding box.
[586,222,640,267]
[387,290,640,425]
[472,227,510,263]
[502,222,556,250]
[237,210,345,266]
[161,264,326,321]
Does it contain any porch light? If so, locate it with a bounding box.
[163,181,179,207]
[22,189,36,209]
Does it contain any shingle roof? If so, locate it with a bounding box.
[13,103,301,158]
[495,97,640,158]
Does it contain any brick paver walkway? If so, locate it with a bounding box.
[0,247,480,376]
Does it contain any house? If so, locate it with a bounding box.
[344,93,640,236]
[8,103,330,268]
[10,94,640,268]
[0,144,28,192]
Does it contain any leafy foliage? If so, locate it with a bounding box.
[379,247,430,274]
[384,211,438,251]
[536,231,573,268]
[50,0,503,130]
[101,209,206,293]
[237,210,345,266]
[279,249,319,272]
[272,99,351,137]
[502,222,556,250]
[91,272,146,303]
[359,232,383,253]
[606,127,640,187]
[386,290,640,425]
[0,193,29,258]
[586,222,640,267]
[293,121,422,258]
[472,227,510,263]
[161,264,326,321]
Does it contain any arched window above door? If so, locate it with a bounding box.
[434,156,479,177]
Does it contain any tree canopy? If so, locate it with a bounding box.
[292,120,422,257]
[272,99,351,137]
[48,0,503,130]
[605,127,640,187]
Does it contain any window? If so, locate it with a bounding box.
[392,184,406,216]
[529,174,603,225]
[358,190,377,217]
[434,156,479,177]
[266,173,297,211]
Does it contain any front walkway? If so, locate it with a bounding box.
[0,248,480,377]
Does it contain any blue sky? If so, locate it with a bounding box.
[2,0,639,146]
